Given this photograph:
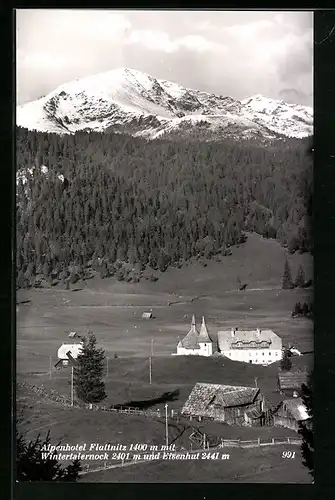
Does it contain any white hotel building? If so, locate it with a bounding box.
[217,328,282,365]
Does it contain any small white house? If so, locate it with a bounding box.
[57,343,83,366]
[217,328,282,365]
[176,315,213,357]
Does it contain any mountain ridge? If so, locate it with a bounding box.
[17,67,313,141]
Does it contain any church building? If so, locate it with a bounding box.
[175,315,213,357]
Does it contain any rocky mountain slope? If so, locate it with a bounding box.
[17,67,313,141]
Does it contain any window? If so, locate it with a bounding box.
[262,352,265,355]
[269,352,271,355]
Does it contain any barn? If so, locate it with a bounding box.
[142,312,153,319]
[181,382,265,426]
[273,397,310,431]
[278,370,308,397]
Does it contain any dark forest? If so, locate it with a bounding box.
[16,127,313,287]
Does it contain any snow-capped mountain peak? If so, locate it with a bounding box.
[17,68,313,141]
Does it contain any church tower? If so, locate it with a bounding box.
[198,316,213,356]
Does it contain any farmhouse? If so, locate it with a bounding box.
[181,382,265,426]
[217,327,282,365]
[273,397,310,431]
[176,315,213,357]
[55,342,83,368]
[278,370,308,397]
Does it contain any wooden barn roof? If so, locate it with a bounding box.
[142,312,153,318]
[181,383,259,418]
[278,371,308,390]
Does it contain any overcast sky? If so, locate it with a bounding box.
[16,9,313,106]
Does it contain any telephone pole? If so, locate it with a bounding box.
[49,356,52,379]
[71,366,74,406]
[165,404,169,447]
[149,340,154,385]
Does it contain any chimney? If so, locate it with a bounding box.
[231,328,235,338]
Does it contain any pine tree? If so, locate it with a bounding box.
[298,372,313,479]
[282,257,294,289]
[16,429,81,481]
[74,330,107,404]
[292,302,302,316]
[280,349,292,371]
[302,302,309,317]
[294,264,306,288]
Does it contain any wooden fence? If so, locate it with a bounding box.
[17,380,175,418]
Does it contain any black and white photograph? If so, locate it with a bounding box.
[16,9,313,483]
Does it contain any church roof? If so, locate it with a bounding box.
[198,316,211,343]
[179,315,200,349]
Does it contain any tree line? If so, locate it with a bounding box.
[292,301,313,318]
[282,261,312,290]
[16,127,313,286]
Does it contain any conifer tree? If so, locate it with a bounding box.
[294,264,306,288]
[302,302,309,317]
[280,349,292,371]
[282,257,294,289]
[16,429,81,481]
[298,372,313,479]
[74,330,107,404]
[292,302,302,316]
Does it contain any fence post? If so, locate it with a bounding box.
[287,437,290,444]
[258,437,260,447]
[272,438,274,444]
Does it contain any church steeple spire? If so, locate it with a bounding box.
[191,314,196,329]
[198,316,211,343]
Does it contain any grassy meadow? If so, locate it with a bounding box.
[81,444,311,483]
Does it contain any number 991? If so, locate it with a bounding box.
[282,451,295,459]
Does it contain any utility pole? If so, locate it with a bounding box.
[49,356,52,380]
[71,366,74,406]
[149,340,154,385]
[203,433,206,450]
[165,404,169,447]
